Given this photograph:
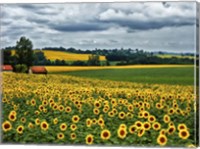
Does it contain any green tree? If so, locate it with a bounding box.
[15,36,34,71]
[87,54,100,66]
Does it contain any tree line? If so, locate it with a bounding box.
[2,36,196,73]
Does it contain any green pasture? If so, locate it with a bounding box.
[52,66,195,86]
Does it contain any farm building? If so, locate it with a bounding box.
[2,65,13,72]
[29,66,48,74]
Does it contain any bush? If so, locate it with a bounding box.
[14,64,28,73]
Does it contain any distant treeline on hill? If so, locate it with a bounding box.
[2,46,197,66]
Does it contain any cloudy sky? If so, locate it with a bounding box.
[1,2,197,52]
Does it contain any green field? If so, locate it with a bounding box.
[52,67,194,85]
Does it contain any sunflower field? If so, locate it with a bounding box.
[1,73,196,147]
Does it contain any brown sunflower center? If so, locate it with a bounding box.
[150,117,154,121]
[154,124,158,128]
[87,137,92,142]
[181,131,187,137]
[42,123,47,128]
[103,132,109,138]
[131,127,135,131]
[62,125,65,129]
[160,137,166,143]
[169,128,174,133]
[120,129,125,136]
[10,115,15,119]
[144,124,149,128]
[4,123,10,129]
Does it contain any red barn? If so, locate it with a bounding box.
[2,65,13,72]
[29,66,47,74]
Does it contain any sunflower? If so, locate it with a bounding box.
[111,98,117,105]
[70,124,77,131]
[138,111,144,118]
[103,108,109,113]
[2,98,7,103]
[112,108,118,114]
[163,115,170,123]
[137,128,145,137]
[168,121,174,127]
[92,118,97,125]
[34,110,40,115]
[129,125,137,134]
[126,112,133,119]
[86,118,92,127]
[173,103,178,109]
[138,101,143,107]
[39,105,44,111]
[50,102,55,108]
[43,109,47,113]
[72,115,80,123]
[148,115,156,123]
[53,104,58,110]
[85,134,94,145]
[143,122,151,131]
[10,110,17,116]
[8,113,16,122]
[159,129,167,135]
[143,111,149,119]
[186,107,191,112]
[28,122,34,129]
[2,121,12,132]
[70,132,76,140]
[118,111,126,119]
[108,111,115,117]
[100,129,111,140]
[168,108,175,115]
[42,100,48,106]
[93,108,100,115]
[157,134,168,146]
[156,103,163,109]
[167,126,176,135]
[128,104,134,112]
[98,118,105,126]
[94,101,101,108]
[177,123,187,131]
[60,123,67,131]
[35,118,40,125]
[16,125,24,134]
[119,123,127,129]
[53,118,58,125]
[152,122,161,131]
[179,129,190,140]
[59,105,64,111]
[21,117,26,123]
[30,99,36,106]
[135,121,143,129]
[117,127,127,139]
[40,121,49,131]
[57,132,65,140]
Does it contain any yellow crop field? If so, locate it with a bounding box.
[45,64,193,72]
[2,73,196,146]
[43,50,106,61]
[10,50,106,61]
[156,54,194,59]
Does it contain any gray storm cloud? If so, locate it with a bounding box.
[1,2,196,52]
